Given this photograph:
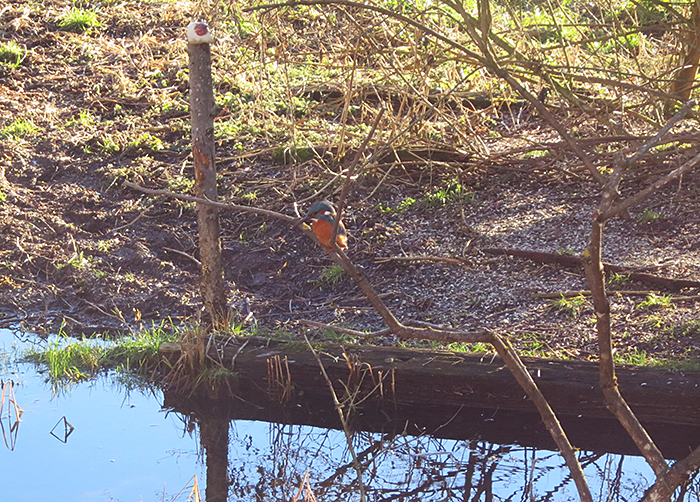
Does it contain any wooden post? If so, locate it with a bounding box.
[187,22,227,328]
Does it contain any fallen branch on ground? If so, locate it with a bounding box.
[374,255,469,266]
[482,247,700,290]
[534,291,700,301]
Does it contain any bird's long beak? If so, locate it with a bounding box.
[292,215,312,228]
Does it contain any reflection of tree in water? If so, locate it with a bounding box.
[204,420,671,502]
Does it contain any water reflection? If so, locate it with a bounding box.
[2,327,699,501]
[186,414,666,502]
[0,329,202,501]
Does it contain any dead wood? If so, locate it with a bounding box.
[482,247,700,291]
[188,24,227,328]
[374,255,469,266]
[534,291,700,301]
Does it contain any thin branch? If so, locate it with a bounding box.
[300,319,390,338]
[582,220,668,476]
[375,255,469,266]
[245,0,484,63]
[626,100,696,168]
[332,107,385,246]
[123,181,297,223]
[304,334,367,502]
[490,333,593,502]
[601,150,700,221]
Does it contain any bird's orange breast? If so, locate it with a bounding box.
[312,214,347,249]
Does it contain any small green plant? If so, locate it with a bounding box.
[25,334,102,382]
[59,7,101,33]
[128,133,164,153]
[637,207,662,223]
[424,182,473,206]
[380,197,416,214]
[638,292,673,310]
[614,348,652,366]
[0,41,25,68]
[555,247,576,256]
[675,319,700,337]
[193,366,239,393]
[99,135,121,154]
[68,109,97,129]
[315,264,346,287]
[167,176,195,192]
[0,118,40,139]
[547,294,588,317]
[608,272,631,285]
[0,190,7,203]
[240,191,258,203]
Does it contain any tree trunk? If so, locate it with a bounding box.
[188,23,228,328]
[670,1,700,102]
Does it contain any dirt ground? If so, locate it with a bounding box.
[1,0,699,364]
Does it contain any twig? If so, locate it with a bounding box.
[304,334,367,502]
[110,208,150,234]
[123,181,297,223]
[332,107,386,246]
[375,255,469,266]
[300,319,390,338]
[163,247,201,266]
[245,1,484,63]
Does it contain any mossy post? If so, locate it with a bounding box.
[187,22,228,328]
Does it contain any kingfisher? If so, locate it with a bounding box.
[297,200,348,251]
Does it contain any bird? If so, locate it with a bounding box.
[296,200,348,251]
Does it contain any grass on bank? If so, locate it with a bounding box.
[24,323,179,383]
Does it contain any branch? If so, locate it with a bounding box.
[599,100,698,221]
[482,247,700,290]
[490,334,593,502]
[123,181,297,223]
[332,107,385,247]
[601,150,700,221]
[582,220,668,476]
[245,0,483,63]
[375,255,469,266]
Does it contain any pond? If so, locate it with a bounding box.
[1,328,696,501]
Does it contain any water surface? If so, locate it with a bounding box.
[2,328,694,501]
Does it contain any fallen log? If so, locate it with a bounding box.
[160,336,700,424]
[160,336,700,460]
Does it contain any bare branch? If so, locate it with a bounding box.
[601,150,700,221]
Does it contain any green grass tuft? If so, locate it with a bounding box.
[0,41,25,68]
[59,7,101,33]
[315,264,346,288]
[0,118,40,139]
[638,292,673,310]
[24,323,179,384]
[547,294,588,317]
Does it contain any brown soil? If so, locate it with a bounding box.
[1,0,699,364]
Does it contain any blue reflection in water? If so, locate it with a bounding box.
[1,328,693,502]
[221,421,662,501]
[0,328,202,502]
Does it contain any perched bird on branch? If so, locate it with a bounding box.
[296,200,348,251]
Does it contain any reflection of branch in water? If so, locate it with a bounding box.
[317,438,385,489]
[0,380,23,451]
[49,416,74,443]
[371,439,513,502]
[306,335,367,502]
